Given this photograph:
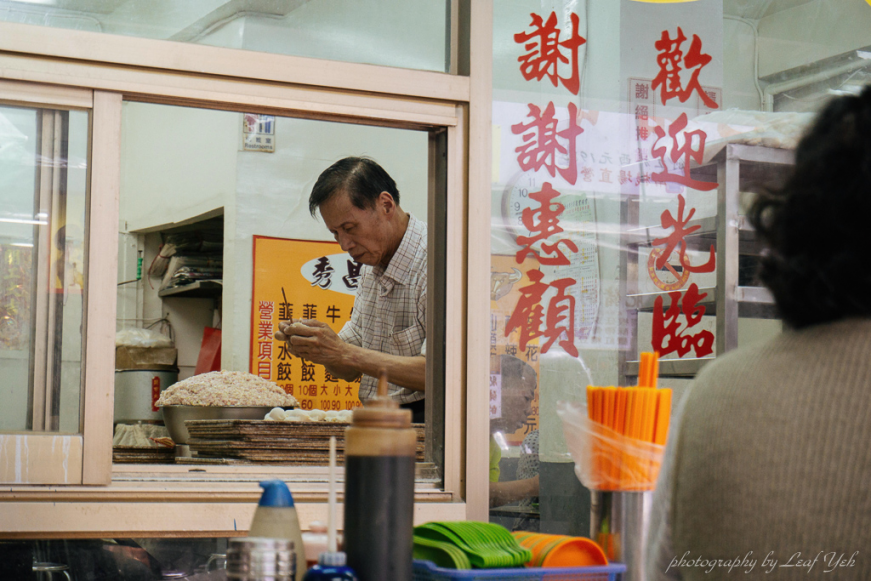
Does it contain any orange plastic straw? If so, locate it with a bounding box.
[638,353,650,388]
[592,388,603,424]
[621,389,639,489]
[603,387,616,431]
[640,390,655,443]
[614,389,628,435]
[638,351,660,388]
[590,387,602,484]
[582,351,665,491]
[653,389,673,446]
[630,389,644,440]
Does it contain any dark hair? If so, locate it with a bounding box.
[748,86,871,329]
[308,157,400,217]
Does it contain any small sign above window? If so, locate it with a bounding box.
[242,113,275,153]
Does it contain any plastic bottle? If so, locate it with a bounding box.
[248,479,307,581]
[302,551,358,581]
[301,521,328,570]
[343,372,416,581]
[303,438,358,581]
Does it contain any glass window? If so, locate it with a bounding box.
[0,0,451,73]
[115,101,441,474]
[0,104,88,433]
[4,537,230,578]
[488,0,870,539]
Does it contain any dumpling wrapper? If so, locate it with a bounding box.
[285,409,309,422]
[265,407,285,421]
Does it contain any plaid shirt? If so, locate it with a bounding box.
[339,214,427,403]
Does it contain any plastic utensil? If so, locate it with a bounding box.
[512,532,608,568]
[413,535,471,569]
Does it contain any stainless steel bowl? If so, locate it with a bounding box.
[161,405,275,444]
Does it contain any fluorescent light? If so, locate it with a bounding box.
[829,86,864,96]
[11,242,33,248]
[0,217,48,225]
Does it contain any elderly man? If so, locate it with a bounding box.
[274,157,427,421]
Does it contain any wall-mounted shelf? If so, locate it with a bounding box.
[625,357,714,378]
[157,280,223,299]
[620,144,791,382]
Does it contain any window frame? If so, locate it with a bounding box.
[0,0,493,536]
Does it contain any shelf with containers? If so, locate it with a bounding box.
[113,214,225,436]
[619,144,793,383]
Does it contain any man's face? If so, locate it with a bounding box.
[500,374,536,432]
[319,190,393,268]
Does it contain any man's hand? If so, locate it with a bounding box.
[273,319,424,391]
[274,319,347,367]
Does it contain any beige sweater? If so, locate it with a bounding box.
[647,318,871,580]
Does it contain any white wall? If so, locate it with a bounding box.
[0,0,449,73]
[236,0,447,72]
[119,102,237,233]
[722,17,763,110]
[118,103,238,391]
[97,1,228,39]
[757,1,871,78]
[223,118,429,370]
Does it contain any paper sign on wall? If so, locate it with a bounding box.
[250,236,363,411]
[242,113,275,153]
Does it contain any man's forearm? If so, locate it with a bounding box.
[489,476,540,508]
[331,344,426,392]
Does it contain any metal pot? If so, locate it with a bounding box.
[161,405,274,444]
[114,369,179,423]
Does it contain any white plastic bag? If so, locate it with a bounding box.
[115,327,173,348]
[557,400,665,491]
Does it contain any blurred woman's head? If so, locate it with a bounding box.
[750,85,871,329]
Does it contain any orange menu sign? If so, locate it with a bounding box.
[250,236,362,411]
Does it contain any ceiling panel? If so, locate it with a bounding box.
[724,0,817,19]
[7,0,130,15]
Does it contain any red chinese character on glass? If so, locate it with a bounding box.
[651,193,715,276]
[514,12,586,95]
[542,276,578,357]
[651,113,716,191]
[505,269,547,352]
[635,83,650,100]
[512,102,583,184]
[651,27,718,108]
[652,282,714,358]
[505,269,578,357]
[515,182,578,265]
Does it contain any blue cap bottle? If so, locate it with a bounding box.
[303,437,357,581]
[303,551,358,581]
[248,479,307,581]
